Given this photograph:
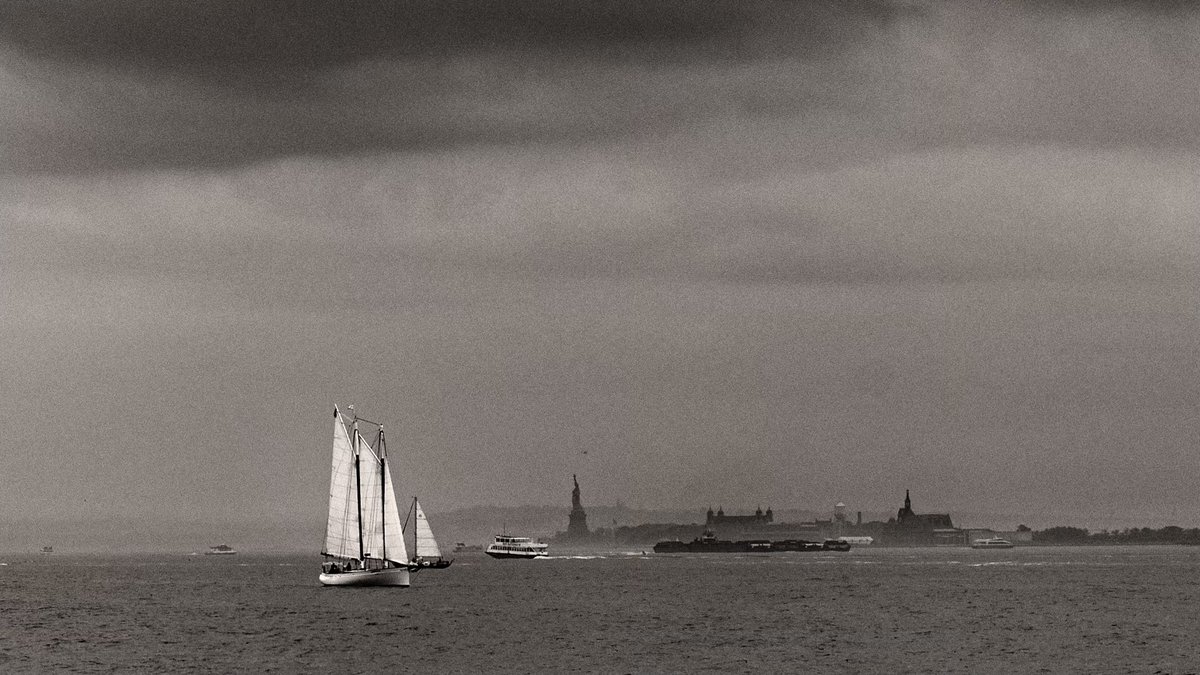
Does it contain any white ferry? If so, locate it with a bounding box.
[485,534,549,559]
[970,537,1015,549]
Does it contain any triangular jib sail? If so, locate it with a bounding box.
[414,500,442,560]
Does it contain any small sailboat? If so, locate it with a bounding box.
[405,498,453,569]
[319,406,412,587]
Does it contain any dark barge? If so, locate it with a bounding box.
[652,531,852,553]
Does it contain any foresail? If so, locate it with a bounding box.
[323,410,360,560]
[415,500,442,559]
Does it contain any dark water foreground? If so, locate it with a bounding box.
[4,546,1200,673]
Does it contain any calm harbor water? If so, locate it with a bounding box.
[4,546,1200,673]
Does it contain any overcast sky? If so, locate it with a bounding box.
[3,0,1198,531]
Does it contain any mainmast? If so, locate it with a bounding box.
[351,407,365,562]
[379,425,387,564]
[412,497,419,560]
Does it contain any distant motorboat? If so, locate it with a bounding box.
[486,534,549,559]
[205,544,236,555]
[453,542,483,553]
[41,546,53,554]
[971,537,1015,549]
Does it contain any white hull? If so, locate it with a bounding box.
[319,567,411,587]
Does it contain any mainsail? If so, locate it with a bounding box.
[414,500,442,560]
[359,433,408,564]
[322,407,407,564]
[322,408,360,560]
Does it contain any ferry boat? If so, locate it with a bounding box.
[485,534,549,559]
[970,537,1015,549]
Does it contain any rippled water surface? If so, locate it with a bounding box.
[4,546,1200,673]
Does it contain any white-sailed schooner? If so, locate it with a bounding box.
[320,406,411,587]
[406,498,453,569]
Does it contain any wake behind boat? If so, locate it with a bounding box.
[486,534,549,559]
[319,406,412,587]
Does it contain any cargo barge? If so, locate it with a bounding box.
[652,531,852,553]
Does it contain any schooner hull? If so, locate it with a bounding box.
[318,567,411,587]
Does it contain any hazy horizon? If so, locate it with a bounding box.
[5,498,1195,556]
[4,2,1198,538]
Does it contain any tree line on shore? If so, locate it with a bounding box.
[1032,525,1200,545]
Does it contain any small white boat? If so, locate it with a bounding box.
[485,534,549,559]
[971,537,1015,549]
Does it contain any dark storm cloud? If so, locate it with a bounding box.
[6,0,1200,178]
[0,0,904,72]
[0,0,911,174]
[0,0,907,69]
